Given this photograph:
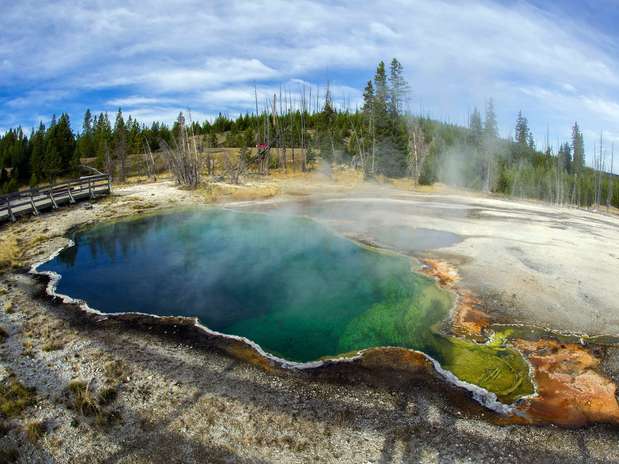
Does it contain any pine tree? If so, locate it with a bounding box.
[527,132,535,150]
[481,99,499,191]
[5,128,31,184]
[373,61,388,132]
[468,108,482,147]
[44,136,62,182]
[483,99,498,140]
[388,58,408,118]
[113,108,128,181]
[361,80,376,174]
[371,60,408,176]
[0,168,8,193]
[76,109,94,160]
[362,80,374,115]
[558,142,572,173]
[43,115,64,182]
[55,113,75,171]
[94,113,112,170]
[515,111,529,145]
[318,85,336,161]
[29,122,46,185]
[571,122,585,172]
[207,131,217,148]
[127,117,141,154]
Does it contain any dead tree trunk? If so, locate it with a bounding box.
[301,86,307,172]
[160,112,201,188]
[608,143,615,212]
[143,138,157,181]
[407,120,427,186]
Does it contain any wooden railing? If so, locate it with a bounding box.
[0,174,111,223]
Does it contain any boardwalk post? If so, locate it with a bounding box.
[49,188,58,209]
[7,197,15,222]
[88,178,94,198]
[30,192,39,216]
[67,181,75,203]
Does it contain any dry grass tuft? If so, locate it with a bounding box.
[21,340,33,357]
[103,360,128,384]
[389,178,453,193]
[67,379,100,417]
[0,376,37,418]
[21,316,73,354]
[42,340,65,352]
[4,301,14,314]
[94,409,121,427]
[31,235,48,245]
[97,386,118,406]
[199,182,280,203]
[25,420,46,443]
[66,378,120,426]
[130,201,157,210]
[331,167,364,186]
[0,230,49,272]
[0,235,21,271]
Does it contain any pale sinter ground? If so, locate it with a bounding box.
[1,173,619,463]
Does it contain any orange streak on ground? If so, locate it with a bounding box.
[513,339,619,427]
[420,258,619,427]
[421,258,490,338]
[355,346,433,372]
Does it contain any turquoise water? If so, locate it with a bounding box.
[39,209,533,402]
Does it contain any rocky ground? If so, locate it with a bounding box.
[1,173,619,463]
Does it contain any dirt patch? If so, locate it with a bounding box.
[199,181,280,203]
[421,258,490,338]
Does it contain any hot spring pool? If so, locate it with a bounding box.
[37,209,533,403]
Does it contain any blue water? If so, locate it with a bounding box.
[40,209,446,361]
[38,208,533,402]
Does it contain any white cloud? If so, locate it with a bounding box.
[145,58,278,92]
[369,22,399,39]
[199,82,362,112]
[6,90,69,109]
[106,96,177,107]
[582,97,619,123]
[201,88,258,107]
[92,107,215,127]
[1,0,619,164]
[89,58,279,93]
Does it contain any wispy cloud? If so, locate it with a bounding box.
[1,0,619,166]
[89,58,279,92]
[121,108,214,126]
[106,96,177,108]
[5,90,70,109]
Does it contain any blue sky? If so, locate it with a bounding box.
[1,0,619,169]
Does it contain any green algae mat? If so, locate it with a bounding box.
[39,209,533,403]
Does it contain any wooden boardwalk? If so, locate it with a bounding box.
[0,174,111,223]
